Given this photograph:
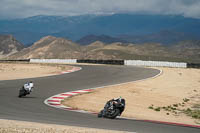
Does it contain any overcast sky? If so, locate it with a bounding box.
[1,0,200,19]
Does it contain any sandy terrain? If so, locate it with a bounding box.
[0,119,128,133]
[63,67,200,125]
[0,62,73,80]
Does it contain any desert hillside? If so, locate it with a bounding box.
[0,35,24,58]
[9,36,83,59]
[1,35,199,63]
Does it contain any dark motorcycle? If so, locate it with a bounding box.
[98,98,125,119]
[18,87,31,98]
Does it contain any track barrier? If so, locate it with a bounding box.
[2,59,200,68]
[30,59,77,64]
[0,59,30,62]
[77,59,124,65]
[125,60,187,68]
[187,63,200,68]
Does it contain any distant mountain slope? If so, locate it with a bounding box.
[118,30,199,45]
[82,41,105,51]
[0,35,24,58]
[76,34,128,45]
[8,36,174,60]
[0,14,200,45]
[78,31,199,45]
[170,40,200,62]
[7,36,200,63]
[9,36,82,59]
[82,42,176,60]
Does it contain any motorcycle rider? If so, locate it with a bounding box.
[99,96,125,118]
[108,97,125,115]
[23,81,34,94]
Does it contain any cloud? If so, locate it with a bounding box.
[0,0,200,19]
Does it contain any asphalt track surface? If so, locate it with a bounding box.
[0,65,199,133]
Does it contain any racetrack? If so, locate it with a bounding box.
[0,65,199,133]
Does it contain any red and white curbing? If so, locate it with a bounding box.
[44,66,97,113]
[44,89,97,114]
[45,66,96,113]
[59,67,82,74]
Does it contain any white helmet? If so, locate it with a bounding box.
[29,81,34,88]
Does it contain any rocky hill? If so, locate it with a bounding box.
[76,34,128,45]
[0,35,24,58]
[9,36,82,59]
[118,30,199,45]
[6,36,200,63]
[170,40,200,62]
[81,41,178,60]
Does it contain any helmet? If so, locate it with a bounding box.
[29,81,34,88]
[113,97,122,102]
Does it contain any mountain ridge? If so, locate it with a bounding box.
[1,14,200,45]
[8,36,82,59]
[76,34,128,45]
[4,35,200,63]
[0,35,24,58]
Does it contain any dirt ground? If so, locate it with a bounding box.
[0,119,128,133]
[0,62,73,80]
[63,67,200,125]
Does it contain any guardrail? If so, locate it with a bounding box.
[0,59,30,62]
[77,59,124,65]
[124,60,187,68]
[1,59,199,68]
[187,63,200,68]
[30,59,77,64]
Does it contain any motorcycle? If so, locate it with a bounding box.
[98,98,125,119]
[18,87,32,98]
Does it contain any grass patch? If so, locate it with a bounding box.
[154,107,161,112]
[184,109,200,119]
[148,98,200,120]
[148,106,154,110]
[183,98,190,102]
[173,104,178,107]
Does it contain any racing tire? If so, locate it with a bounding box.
[18,89,26,98]
[106,109,120,119]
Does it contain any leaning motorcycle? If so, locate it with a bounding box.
[98,99,125,119]
[18,87,31,98]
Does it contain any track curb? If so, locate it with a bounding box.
[59,67,82,74]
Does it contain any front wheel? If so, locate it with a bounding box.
[18,89,26,98]
[106,109,120,119]
[97,110,104,118]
